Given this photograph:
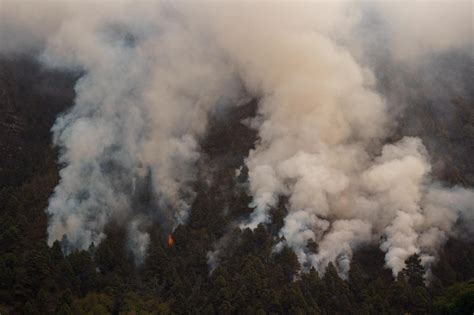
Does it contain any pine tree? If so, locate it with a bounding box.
[402,254,425,287]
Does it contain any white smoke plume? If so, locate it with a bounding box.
[1,0,472,275]
[2,0,242,259]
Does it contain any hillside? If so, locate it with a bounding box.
[0,55,473,314]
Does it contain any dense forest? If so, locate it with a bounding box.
[0,54,473,315]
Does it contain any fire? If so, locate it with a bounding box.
[167,234,174,247]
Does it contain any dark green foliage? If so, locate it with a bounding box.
[435,280,474,314]
[403,253,425,287]
[273,246,300,282]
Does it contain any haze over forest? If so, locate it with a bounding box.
[0,0,473,314]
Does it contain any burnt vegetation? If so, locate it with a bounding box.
[0,56,473,314]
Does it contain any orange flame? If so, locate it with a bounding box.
[167,234,174,247]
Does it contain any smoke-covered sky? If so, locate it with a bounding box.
[1,0,472,276]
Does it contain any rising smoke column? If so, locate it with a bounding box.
[1,0,472,275]
[188,2,474,276]
[34,1,241,259]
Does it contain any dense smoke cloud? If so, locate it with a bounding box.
[1,0,472,276]
[2,0,243,258]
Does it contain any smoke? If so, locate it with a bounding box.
[2,0,243,259]
[372,1,473,62]
[200,1,473,276]
[2,0,472,276]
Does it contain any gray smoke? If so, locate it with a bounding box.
[1,0,472,275]
[2,0,242,260]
